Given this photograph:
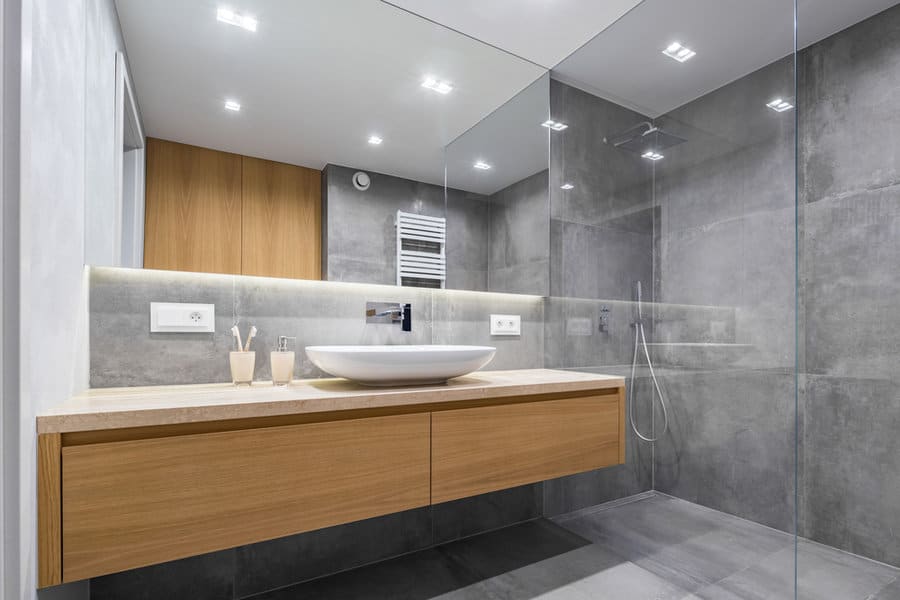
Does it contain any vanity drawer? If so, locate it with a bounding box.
[60,412,431,581]
[431,393,624,503]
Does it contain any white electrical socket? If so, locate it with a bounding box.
[490,314,521,336]
[150,302,215,333]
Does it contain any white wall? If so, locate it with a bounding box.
[1,0,23,597]
[10,0,132,597]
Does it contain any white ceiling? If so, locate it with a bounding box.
[117,0,899,194]
[115,0,545,187]
[383,0,644,69]
[551,0,900,117]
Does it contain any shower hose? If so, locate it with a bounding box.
[629,318,670,443]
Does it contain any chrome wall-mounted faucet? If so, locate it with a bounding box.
[365,302,411,332]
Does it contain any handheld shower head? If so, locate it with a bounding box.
[634,280,643,321]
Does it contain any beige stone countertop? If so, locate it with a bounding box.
[37,369,624,434]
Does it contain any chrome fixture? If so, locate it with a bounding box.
[605,121,687,157]
[629,281,670,443]
[366,302,411,332]
[599,305,610,333]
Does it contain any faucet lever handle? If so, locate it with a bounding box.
[402,303,412,332]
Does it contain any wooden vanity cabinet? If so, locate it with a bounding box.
[432,394,624,503]
[58,413,430,583]
[38,386,625,587]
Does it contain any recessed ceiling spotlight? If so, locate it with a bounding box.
[368,135,383,145]
[662,41,696,63]
[421,76,453,95]
[541,119,568,131]
[766,98,794,112]
[473,161,492,170]
[217,8,257,32]
[642,150,664,161]
[224,99,241,111]
[560,183,574,190]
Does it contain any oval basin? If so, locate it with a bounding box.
[305,345,496,386]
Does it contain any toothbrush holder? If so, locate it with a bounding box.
[229,351,256,386]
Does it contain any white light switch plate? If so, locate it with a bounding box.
[150,302,215,333]
[490,314,521,336]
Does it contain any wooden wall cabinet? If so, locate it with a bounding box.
[38,387,624,587]
[143,138,322,280]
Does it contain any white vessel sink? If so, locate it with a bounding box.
[305,345,496,386]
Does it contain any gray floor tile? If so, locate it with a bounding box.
[250,548,484,600]
[439,519,592,582]
[240,494,899,600]
[553,495,791,593]
[703,540,899,600]
[872,577,900,599]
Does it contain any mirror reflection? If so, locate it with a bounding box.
[99,0,550,294]
[444,74,550,295]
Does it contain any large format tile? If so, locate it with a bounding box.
[653,370,796,533]
[554,495,791,594]
[431,484,543,546]
[802,376,900,566]
[250,548,483,600]
[695,540,898,600]
[253,521,592,600]
[431,289,544,371]
[466,544,687,600]
[90,549,234,600]
[235,508,432,598]
[872,578,900,600]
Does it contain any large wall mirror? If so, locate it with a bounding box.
[90,0,551,295]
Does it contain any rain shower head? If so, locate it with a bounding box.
[605,121,687,155]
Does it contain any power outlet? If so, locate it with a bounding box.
[490,314,521,336]
[151,302,215,333]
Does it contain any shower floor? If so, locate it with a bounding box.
[248,493,900,600]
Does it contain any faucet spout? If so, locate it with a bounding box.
[365,302,412,332]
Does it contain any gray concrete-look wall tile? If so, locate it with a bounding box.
[431,484,543,546]
[487,170,550,296]
[802,375,900,566]
[324,164,447,287]
[803,190,900,379]
[90,267,239,387]
[432,289,544,371]
[234,508,432,598]
[799,6,900,207]
[654,370,796,532]
[90,549,234,600]
[90,268,438,386]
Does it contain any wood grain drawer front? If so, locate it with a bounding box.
[61,413,430,582]
[432,395,622,504]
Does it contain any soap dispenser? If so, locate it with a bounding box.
[270,336,296,386]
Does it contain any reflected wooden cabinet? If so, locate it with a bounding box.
[144,138,322,279]
[241,156,321,279]
[144,139,243,274]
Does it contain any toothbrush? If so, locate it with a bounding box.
[243,326,258,351]
[231,325,243,352]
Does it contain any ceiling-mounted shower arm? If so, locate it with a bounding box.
[604,121,688,155]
